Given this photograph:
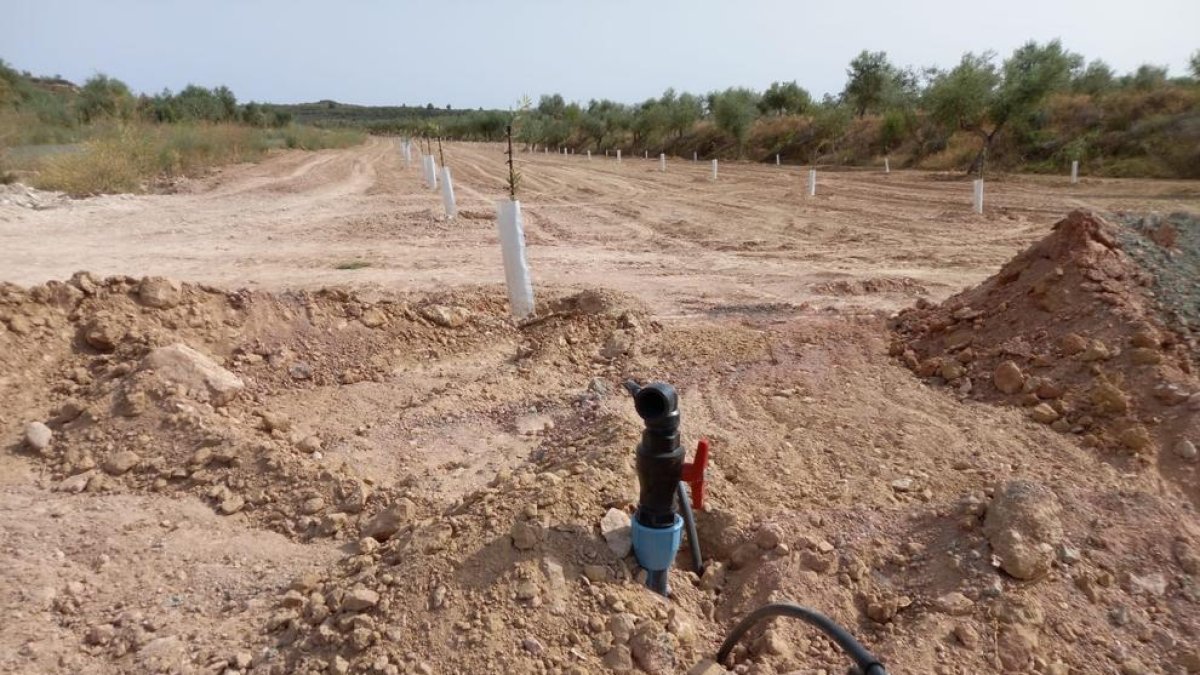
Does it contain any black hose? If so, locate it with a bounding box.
[676,482,704,576]
[646,569,669,596]
[716,602,888,675]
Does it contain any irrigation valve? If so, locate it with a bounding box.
[624,380,708,596]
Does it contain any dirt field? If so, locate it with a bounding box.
[2,137,1199,675]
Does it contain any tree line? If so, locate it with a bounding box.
[379,42,1200,178]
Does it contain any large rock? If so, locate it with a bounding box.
[993,361,1025,395]
[138,276,182,309]
[419,304,470,328]
[139,344,244,406]
[984,480,1063,580]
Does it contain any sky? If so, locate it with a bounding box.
[4,0,1198,109]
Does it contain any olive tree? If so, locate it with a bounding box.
[710,88,760,157]
[925,40,1081,176]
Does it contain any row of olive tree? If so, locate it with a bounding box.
[399,43,1198,175]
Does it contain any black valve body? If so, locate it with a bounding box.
[630,382,684,528]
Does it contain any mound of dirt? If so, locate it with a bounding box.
[1,274,655,544]
[891,210,1199,487]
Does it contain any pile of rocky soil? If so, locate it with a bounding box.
[891,210,1199,492]
[0,181,67,210]
[1,274,653,543]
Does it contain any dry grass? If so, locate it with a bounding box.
[32,123,364,196]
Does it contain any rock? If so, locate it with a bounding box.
[288,362,313,380]
[1030,403,1060,424]
[698,561,726,591]
[82,316,124,351]
[601,331,633,359]
[1090,381,1129,415]
[521,637,544,655]
[1176,650,1200,673]
[84,623,116,645]
[993,361,1026,394]
[996,625,1039,671]
[1080,339,1110,362]
[754,524,782,550]
[1060,333,1087,355]
[984,480,1063,580]
[583,564,608,582]
[218,495,245,515]
[362,499,416,541]
[600,508,632,557]
[751,629,791,658]
[24,421,52,452]
[1176,440,1198,460]
[891,477,914,492]
[608,614,636,644]
[1129,347,1162,365]
[359,307,387,328]
[630,627,676,674]
[138,276,182,309]
[140,344,244,406]
[258,412,291,432]
[934,592,974,616]
[510,520,540,550]
[419,305,470,328]
[341,587,379,612]
[730,542,760,570]
[300,497,326,515]
[56,471,95,493]
[296,435,323,454]
[102,451,140,476]
[1118,425,1152,453]
[940,361,965,380]
[1128,572,1167,597]
[603,644,634,672]
[953,623,980,649]
[514,580,538,602]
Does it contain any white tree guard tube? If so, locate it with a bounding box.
[711,159,718,181]
[495,199,535,320]
[587,150,591,160]
[421,155,431,187]
[617,150,621,163]
[440,166,456,220]
[973,179,984,214]
[644,151,648,159]
[775,154,780,166]
[1071,160,1079,184]
[884,157,890,174]
[660,153,666,172]
[807,169,817,196]
[693,151,698,162]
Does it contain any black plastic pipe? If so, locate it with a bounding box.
[677,482,704,576]
[716,602,888,675]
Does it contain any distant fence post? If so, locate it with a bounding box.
[973,179,984,214]
[711,159,718,181]
[807,168,817,196]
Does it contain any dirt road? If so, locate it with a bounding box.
[2,138,1200,675]
[4,136,1197,315]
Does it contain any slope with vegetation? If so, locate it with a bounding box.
[0,61,364,195]
[312,41,1200,179]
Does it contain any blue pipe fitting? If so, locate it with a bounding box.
[632,515,684,574]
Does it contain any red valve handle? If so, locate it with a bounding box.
[680,438,710,511]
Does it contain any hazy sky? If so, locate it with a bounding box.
[5,0,1198,108]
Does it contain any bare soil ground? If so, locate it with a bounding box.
[1,138,1199,675]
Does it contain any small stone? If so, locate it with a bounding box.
[687,659,728,675]
[600,508,632,557]
[24,422,52,452]
[1030,403,1060,424]
[419,304,470,328]
[341,587,379,612]
[359,308,387,328]
[754,524,782,550]
[934,592,974,616]
[1060,333,1087,355]
[514,580,538,601]
[296,436,323,454]
[521,637,544,655]
[300,497,326,515]
[583,565,609,582]
[141,344,244,405]
[138,276,182,308]
[1129,348,1162,365]
[510,521,540,550]
[1080,339,1110,362]
[730,542,760,570]
[102,450,140,476]
[218,495,245,515]
[288,362,313,380]
[258,412,292,432]
[941,361,965,380]
[993,361,1025,394]
[362,499,416,541]
[953,623,980,649]
[1118,425,1152,453]
[1175,440,1198,460]
[603,644,634,672]
[601,331,634,359]
[891,477,914,492]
